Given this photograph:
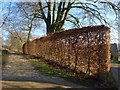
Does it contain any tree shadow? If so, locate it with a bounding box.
[110,65,120,88]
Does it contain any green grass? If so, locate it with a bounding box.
[29,59,66,77]
[2,50,9,67]
[111,59,120,64]
[28,59,93,87]
[28,58,118,89]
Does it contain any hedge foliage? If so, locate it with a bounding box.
[23,25,111,79]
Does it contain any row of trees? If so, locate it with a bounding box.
[1,0,120,51]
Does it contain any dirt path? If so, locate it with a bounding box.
[111,64,120,89]
[2,53,87,89]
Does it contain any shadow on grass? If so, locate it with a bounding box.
[110,65,120,89]
[25,56,118,89]
[2,52,81,89]
[2,52,118,89]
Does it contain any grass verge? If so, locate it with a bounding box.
[28,58,118,89]
[111,59,120,64]
[30,59,66,77]
[2,50,9,67]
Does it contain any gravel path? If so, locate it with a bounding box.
[2,53,87,88]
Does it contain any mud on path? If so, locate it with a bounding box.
[2,53,86,89]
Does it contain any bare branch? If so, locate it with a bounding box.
[68,14,81,27]
[71,5,107,24]
[0,2,11,28]
[38,1,47,23]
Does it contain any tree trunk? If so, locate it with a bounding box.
[27,30,31,41]
[46,24,54,34]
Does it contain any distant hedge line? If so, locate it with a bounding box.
[23,25,111,79]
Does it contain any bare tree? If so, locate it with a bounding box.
[1,1,120,36]
[1,2,42,42]
[5,30,26,52]
[15,0,119,34]
[0,2,11,28]
[16,3,41,41]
